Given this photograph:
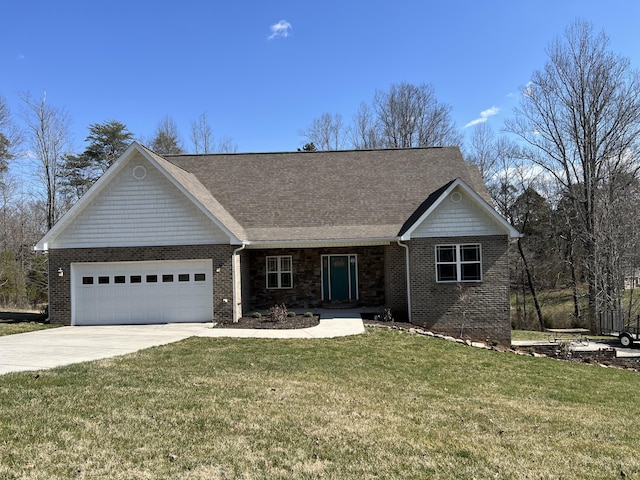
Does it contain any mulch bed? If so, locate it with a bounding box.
[214,314,320,330]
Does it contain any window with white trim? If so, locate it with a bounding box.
[266,256,293,289]
[435,244,482,282]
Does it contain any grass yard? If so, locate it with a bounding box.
[1,328,640,479]
[0,312,58,337]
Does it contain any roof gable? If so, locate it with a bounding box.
[36,143,243,250]
[400,179,521,239]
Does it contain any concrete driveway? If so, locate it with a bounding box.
[0,312,366,375]
[0,323,209,375]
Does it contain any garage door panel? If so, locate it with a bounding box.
[72,260,213,325]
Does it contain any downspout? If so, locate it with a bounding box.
[231,243,247,323]
[397,240,412,323]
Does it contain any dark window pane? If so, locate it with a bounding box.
[267,272,278,288]
[461,263,481,281]
[130,275,142,284]
[146,275,158,283]
[114,276,126,284]
[281,272,292,288]
[437,246,456,263]
[82,276,94,285]
[162,274,174,283]
[178,274,189,282]
[437,264,457,282]
[194,273,206,282]
[461,245,480,262]
[98,276,109,284]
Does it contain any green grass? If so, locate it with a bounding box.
[0,312,58,337]
[511,329,611,342]
[1,328,640,479]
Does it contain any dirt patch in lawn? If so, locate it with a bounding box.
[215,314,320,330]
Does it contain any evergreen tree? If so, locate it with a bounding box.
[60,120,133,200]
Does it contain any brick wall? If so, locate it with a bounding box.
[384,243,408,320]
[409,235,511,345]
[47,244,235,325]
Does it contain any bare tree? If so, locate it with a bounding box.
[190,112,237,154]
[349,102,380,150]
[190,112,213,154]
[373,82,462,148]
[506,20,640,327]
[299,112,346,151]
[20,92,71,230]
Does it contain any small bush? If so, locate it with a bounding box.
[267,304,288,322]
[374,307,394,322]
[287,311,296,317]
[251,312,262,319]
[303,312,314,318]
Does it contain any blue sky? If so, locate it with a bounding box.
[2,0,640,155]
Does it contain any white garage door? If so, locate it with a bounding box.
[71,260,213,325]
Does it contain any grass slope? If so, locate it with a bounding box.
[1,328,639,479]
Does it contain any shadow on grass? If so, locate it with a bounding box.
[0,312,48,324]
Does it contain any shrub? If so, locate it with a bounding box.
[267,304,288,322]
[287,311,296,317]
[251,312,262,319]
[374,307,394,322]
[303,312,314,318]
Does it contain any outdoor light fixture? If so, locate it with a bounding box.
[57,267,64,277]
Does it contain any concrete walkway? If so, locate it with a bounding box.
[0,310,365,375]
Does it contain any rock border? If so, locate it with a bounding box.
[365,322,640,372]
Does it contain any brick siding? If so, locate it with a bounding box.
[408,235,511,345]
[47,244,235,325]
[384,243,408,320]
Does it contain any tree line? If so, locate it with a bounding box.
[1,19,640,333]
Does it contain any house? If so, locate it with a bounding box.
[35,142,520,344]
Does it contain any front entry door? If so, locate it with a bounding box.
[322,255,358,301]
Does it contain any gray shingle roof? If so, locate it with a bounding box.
[163,147,489,243]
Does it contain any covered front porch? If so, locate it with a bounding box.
[238,244,404,314]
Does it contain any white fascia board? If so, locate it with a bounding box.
[400,178,522,240]
[34,142,142,251]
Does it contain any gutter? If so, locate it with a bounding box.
[231,243,247,322]
[397,239,412,323]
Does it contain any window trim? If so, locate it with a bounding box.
[435,244,482,283]
[266,255,293,289]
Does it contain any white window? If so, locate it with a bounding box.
[266,256,293,289]
[435,244,482,282]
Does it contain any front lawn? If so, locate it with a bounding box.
[1,328,639,479]
[0,311,58,337]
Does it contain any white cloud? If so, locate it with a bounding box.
[464,106,500,128]
[268,20,292,40]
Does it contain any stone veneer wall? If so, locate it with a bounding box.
[247,246,385,310]
[47,244,235,325]
[409,235,511,345]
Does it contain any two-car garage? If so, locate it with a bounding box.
[71,259,213,326]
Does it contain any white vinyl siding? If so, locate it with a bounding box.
[412,189,504,238]
[50,156,230,248]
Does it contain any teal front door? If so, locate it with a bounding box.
[322,255,358,301]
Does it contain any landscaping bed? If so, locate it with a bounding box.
[215,313,320,329]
